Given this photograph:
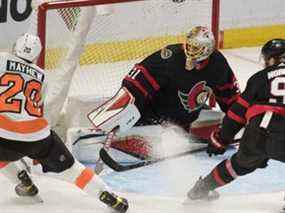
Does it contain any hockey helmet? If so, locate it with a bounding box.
[13,33,42,63]
[261,39,285,62]
[184,26,215,62]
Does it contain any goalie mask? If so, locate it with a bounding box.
[184,26,215,70]
[13,33,42,63]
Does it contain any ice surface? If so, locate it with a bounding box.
[2,150,285,213]
[1,171,284,213]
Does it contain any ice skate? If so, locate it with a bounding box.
[15,170,38,197]
[187,177,219,201]
[99,191,129,213]
[15,170,43,203]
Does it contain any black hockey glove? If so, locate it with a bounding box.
[207,129,228,157]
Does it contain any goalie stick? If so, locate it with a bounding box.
[72,132,105,146]
[99,139,240,172]
[94,128,118,174]
[99,144,207,172]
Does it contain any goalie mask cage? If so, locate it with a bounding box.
[34,0,220,133]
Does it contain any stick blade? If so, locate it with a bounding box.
[99,148,124,171]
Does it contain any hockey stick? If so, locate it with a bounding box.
[72,132,105,145]
[100,139,240,172]
[94,128,118,174]
[99,145,207,172]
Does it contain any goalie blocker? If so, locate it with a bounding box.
[88,87,141,133]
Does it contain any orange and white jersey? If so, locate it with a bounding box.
[0,52,50,141]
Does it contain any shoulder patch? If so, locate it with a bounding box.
[160,47,173,59]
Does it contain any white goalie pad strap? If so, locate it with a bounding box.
[87,87,141,133]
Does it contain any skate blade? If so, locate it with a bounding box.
[19,194,44,204]
[183,191,220,205]
[32,194,44,203]
[182,198,212,205]
[25,194,43,203]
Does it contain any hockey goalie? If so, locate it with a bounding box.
[76,26,240,165]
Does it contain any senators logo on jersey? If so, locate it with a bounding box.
[178,81,213,112]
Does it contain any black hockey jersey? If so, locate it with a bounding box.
[220,64,285,141]
[122,44,240,128]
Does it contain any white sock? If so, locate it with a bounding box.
[57,159,110,197]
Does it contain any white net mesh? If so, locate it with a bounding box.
[32,0,215,136]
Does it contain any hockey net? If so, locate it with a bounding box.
[30,0,220,137]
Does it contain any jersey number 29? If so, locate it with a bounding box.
[0,73,43,117]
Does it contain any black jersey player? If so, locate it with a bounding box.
[88,26,240,136]
[187,38,285,201]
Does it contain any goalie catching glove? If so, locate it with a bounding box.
[87,87,141,133]
[207,128,229,156]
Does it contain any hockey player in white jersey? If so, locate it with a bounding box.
[0,33,128,212]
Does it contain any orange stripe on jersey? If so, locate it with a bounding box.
[75,168,94,189]
[0,161,8,169]
[0,115,48,134]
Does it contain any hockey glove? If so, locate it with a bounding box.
[207,129,228,157]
